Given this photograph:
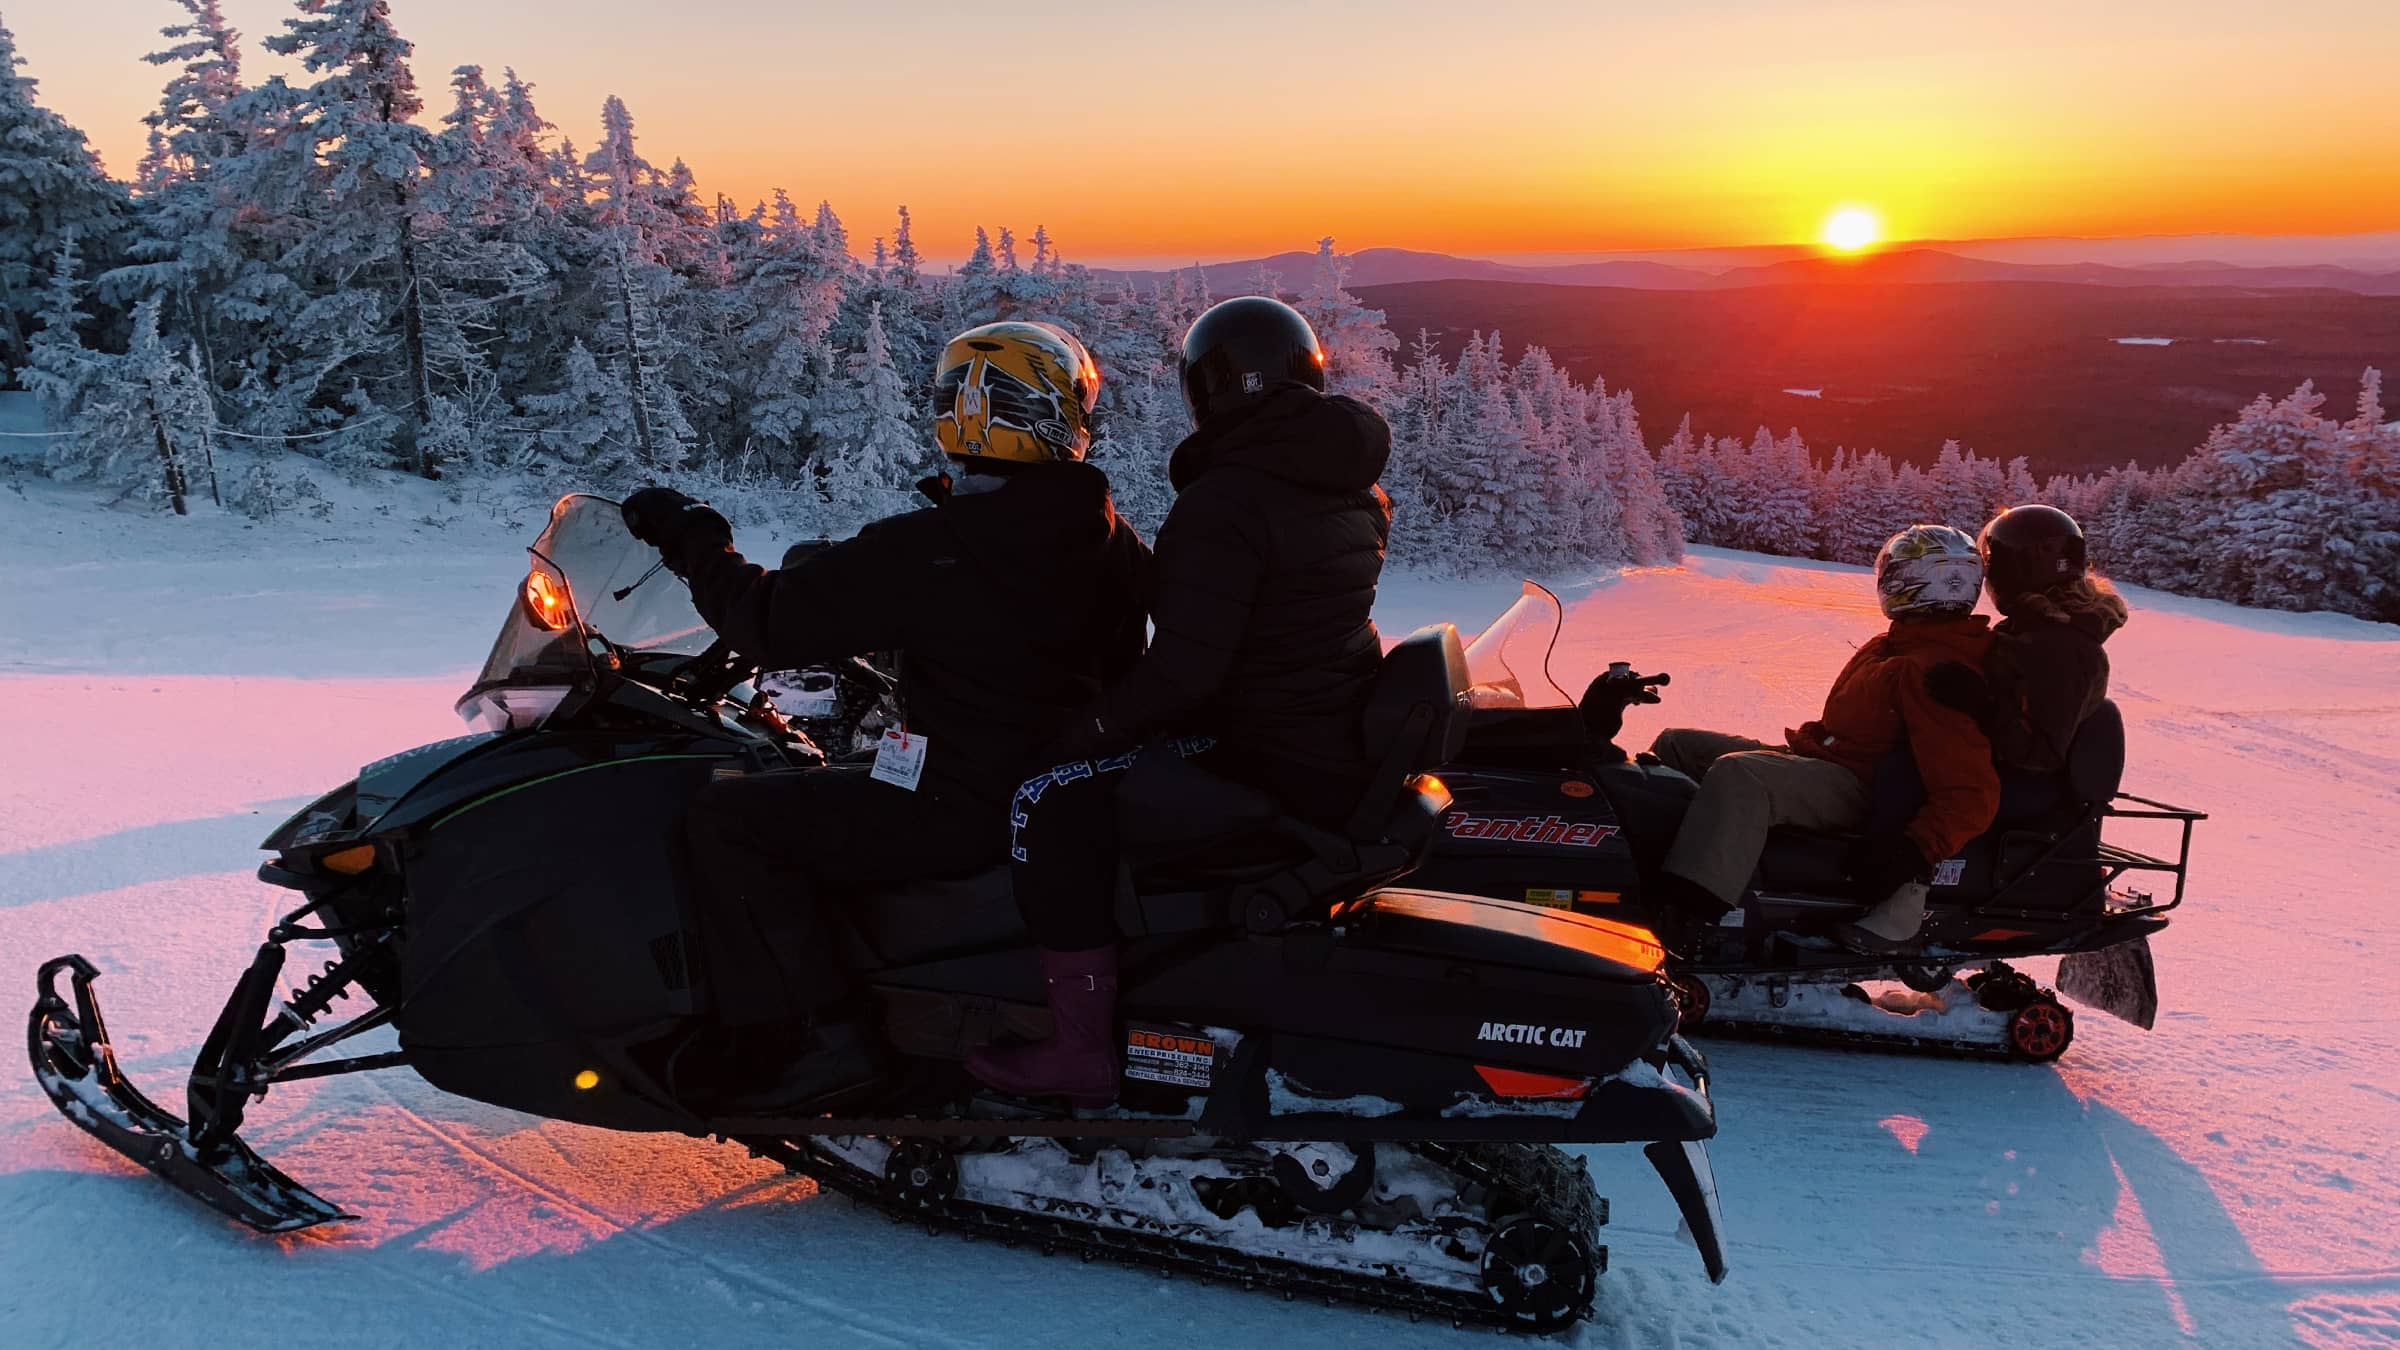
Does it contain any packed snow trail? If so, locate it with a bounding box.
[3,491,2396,1348]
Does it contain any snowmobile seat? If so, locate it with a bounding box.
[1115,624,1471,937]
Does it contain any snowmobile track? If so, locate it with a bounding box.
[744,1135,1608,1333]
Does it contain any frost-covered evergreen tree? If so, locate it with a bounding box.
[0,18,127,380]
[1294,238,1398,404]
[21,234,102,427]
[812,301,926,517]
[135,1,247,192]
[52,297,214,513]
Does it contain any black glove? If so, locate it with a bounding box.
[1848,832,1931,901]
[621,487,731,572]
[1925,661,1995,728]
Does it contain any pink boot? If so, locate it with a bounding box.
[966,946,1120,1108]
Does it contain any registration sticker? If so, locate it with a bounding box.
[1524,888,1575,909]
[1124,1023,1216,1089]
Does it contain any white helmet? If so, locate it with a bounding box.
[1874,524,1983,619]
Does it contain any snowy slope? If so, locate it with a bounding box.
[3,488,2397,1349]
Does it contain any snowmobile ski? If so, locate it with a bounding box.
[29,956,352,1232]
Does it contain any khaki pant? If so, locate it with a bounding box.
[1651,727,1870,905]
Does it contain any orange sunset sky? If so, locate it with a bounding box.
[13,0,2400,266]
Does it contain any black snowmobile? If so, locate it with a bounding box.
[1403,583,2206,1063]
[28,496,1726,1332]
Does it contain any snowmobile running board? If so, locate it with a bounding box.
[28,956,355,1233]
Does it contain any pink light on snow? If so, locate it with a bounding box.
[1879,1114,1931,1155]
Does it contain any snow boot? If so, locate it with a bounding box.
[965,946,1120,1108]
[1646,870,1734,961]
[1836,881,1929,955]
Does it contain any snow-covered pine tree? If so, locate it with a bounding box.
[53,296,213,514]
[726,189,845,472]
[21,233,101,428]
[811,300,927,522]
[1600,387,1682,564]
[1652,414,1703,540]
[255,0,460,473]
[0,18,127,381]
[2336,369,2400,620]
[1294,238,1398,405]
[890,205,923,290]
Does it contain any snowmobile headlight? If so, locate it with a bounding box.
[319,844,377,876]
[522,570,570,631]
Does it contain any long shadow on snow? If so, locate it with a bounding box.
[0,801,308,908]
[1683,1040,2305,1345]
[0,1160,1533,1350]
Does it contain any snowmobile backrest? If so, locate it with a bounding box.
[2065,699,2126,807]
[1345,625,1471,835]
[1362,624,1472,771]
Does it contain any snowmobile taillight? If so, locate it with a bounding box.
[522,570,570,631]
[319,845,377,876]
[1473,1066,1591,1101]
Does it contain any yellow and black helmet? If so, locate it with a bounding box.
[931,321,1101,465]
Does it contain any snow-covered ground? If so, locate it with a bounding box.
[3,483,2396,1349]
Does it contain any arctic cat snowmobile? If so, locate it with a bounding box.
[28,496,1726,1332]
[1405,582,2206,1063]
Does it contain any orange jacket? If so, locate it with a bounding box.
[1785,615,2001,862]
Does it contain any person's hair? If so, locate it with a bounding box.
[2008,572,2129,625]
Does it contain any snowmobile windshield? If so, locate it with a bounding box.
[1462,581,1573,710]
[465,493,715,705]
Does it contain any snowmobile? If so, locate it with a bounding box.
[1404,582,2206,1063]
[28,496,1727,1332]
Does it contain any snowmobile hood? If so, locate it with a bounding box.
[1167,384,1392,494]
[938,459,1133,591]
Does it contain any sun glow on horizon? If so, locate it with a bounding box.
[1822,207,1883,253]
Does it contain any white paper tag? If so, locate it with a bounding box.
[869,727,927,791]
[1930,858,1967,887]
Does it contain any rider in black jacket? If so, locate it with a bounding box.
[968,297,1394,1106]
[623,321,1147,1112]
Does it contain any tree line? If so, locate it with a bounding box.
[2,3,2391,619]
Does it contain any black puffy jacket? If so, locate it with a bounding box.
[1087,384,1393,818]
[678,462,1150,810]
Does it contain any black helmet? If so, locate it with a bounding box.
[1179,296,1325,426]
[1979,504,2087,609]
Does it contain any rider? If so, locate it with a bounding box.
[966,297,1394,1106]
[1929,505,2130,774]
[1644,525,2002,955]
[621,321,1149,1111]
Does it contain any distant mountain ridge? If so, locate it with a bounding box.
[1095,245,2400,297]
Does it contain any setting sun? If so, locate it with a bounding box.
[1822,207,1882,252]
